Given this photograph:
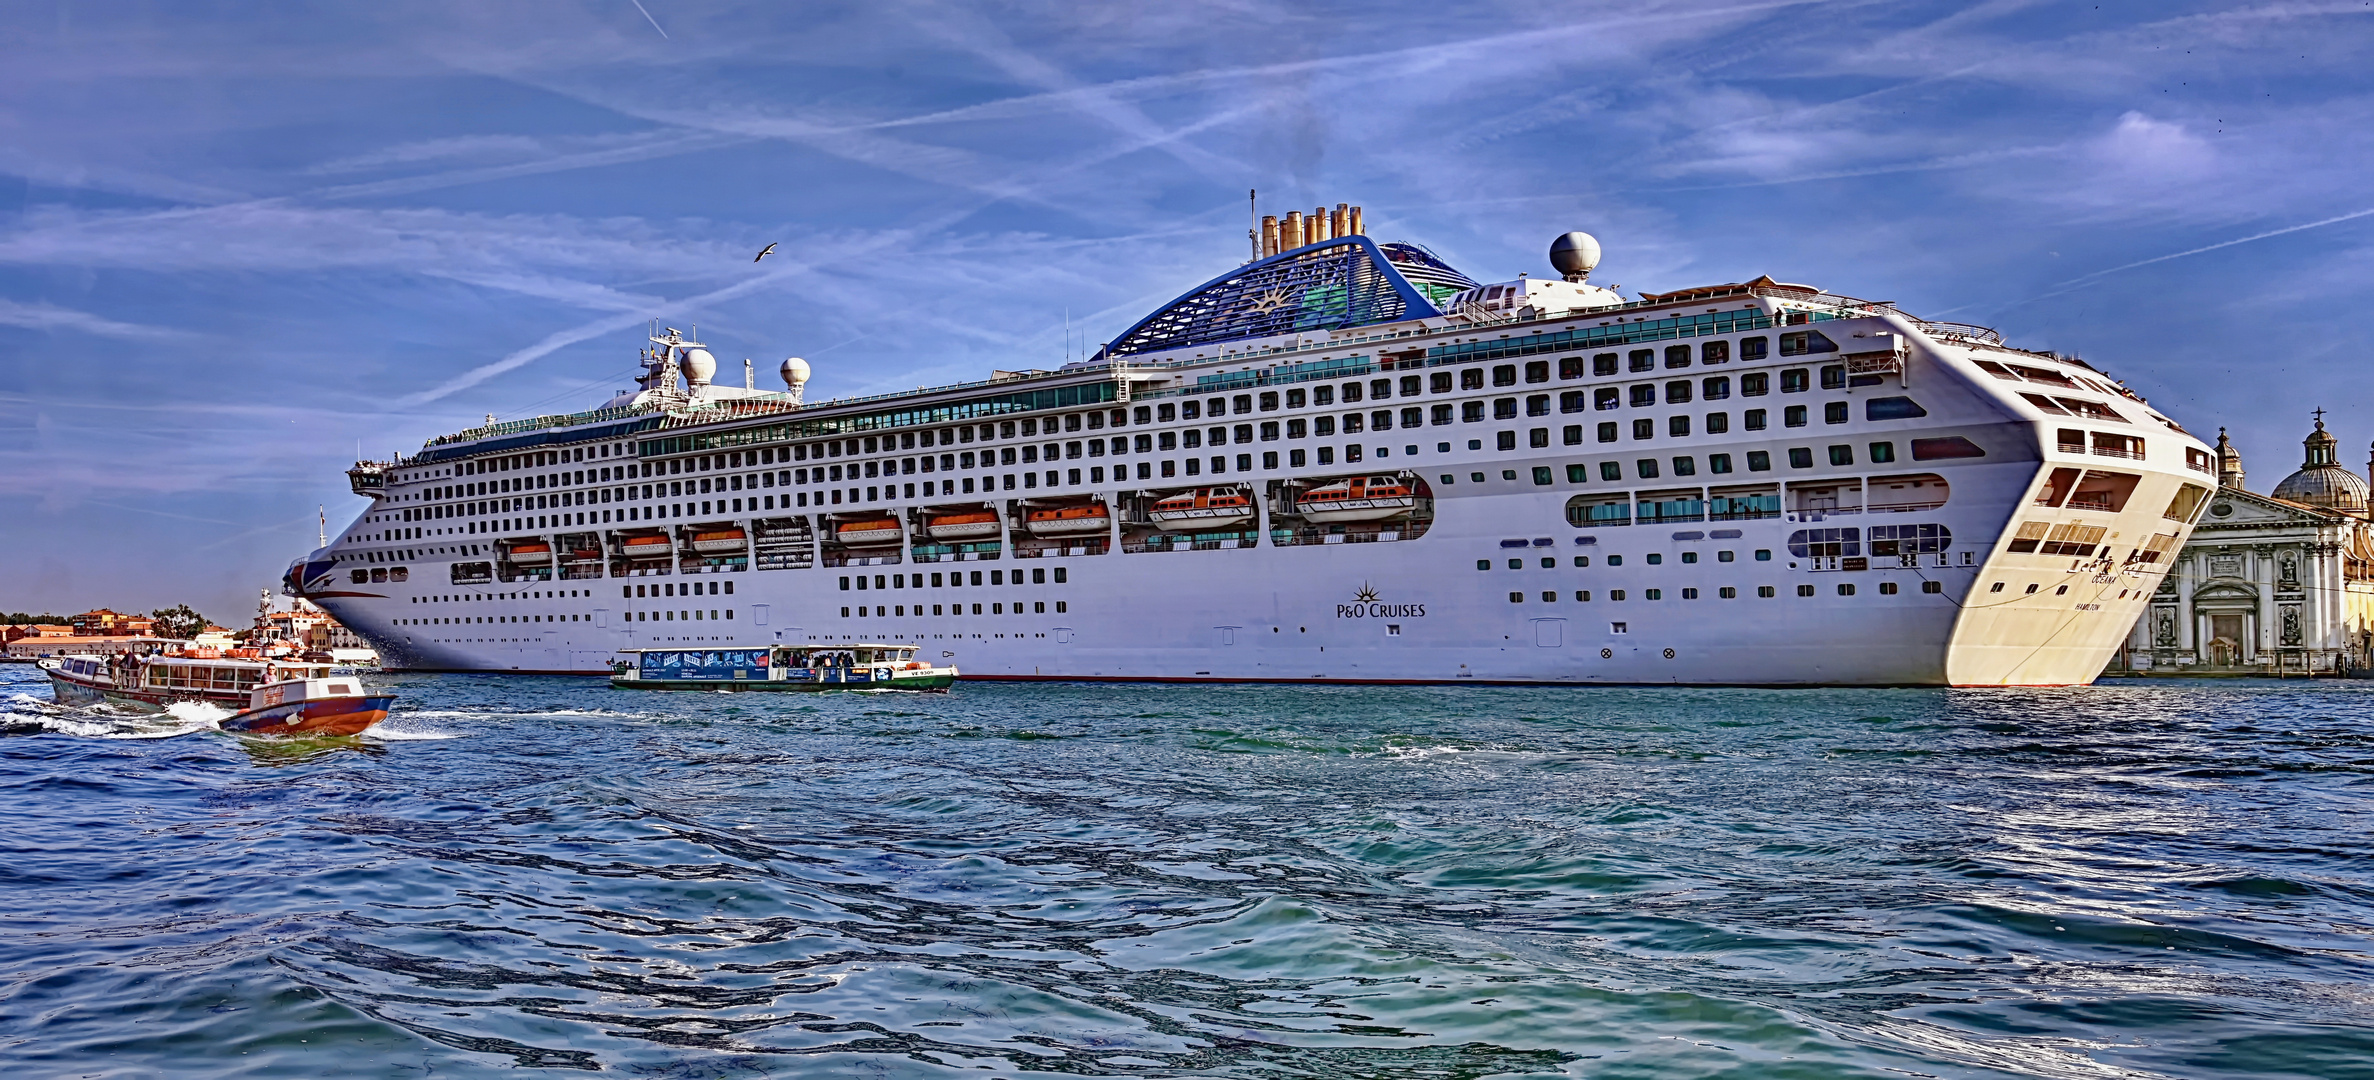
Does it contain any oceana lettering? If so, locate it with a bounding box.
[1338,602,1426,619]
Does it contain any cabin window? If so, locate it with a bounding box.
[1259,422,1279,441]
[1780,369,1809,393]
[1866,396,1927,420]
[1664,345,1691,369]
[1629,349,1655,372]
[1744,409,1767,431]
[1779,330,1836,356]
[1706,412,1729,435]
[1869,442,1895,463]
[1820,365,1847,390]
[1494,398,1518,420]
[1741,336,1769,360]
[1669,416,1691,438]
[1828,445,1855,466]
[1559,355,1586,379]
[1497,431,1517,450]
[1789,447,1814,468]
[1525,360,1550,383]
[1526,395,1550,417]
[1709,453,1733,474]
[1741,372,1769,397]
[1632,419,1654,440]
[1702,376,1730,401]
[1432,404,1454,425]
[1492,365,1517,387]
[1560,391,1586,414]
[1259,392,1278,411]
[1313,417,1335,437]
[1594,353,1619,376]
[1284,389,1305,409]
[1598,422,1618,443]
[1629,385,1655,408]
[1340,383,1362,404]
[1595,388,1619,411]
[1461,368,1484,390]
[1399,376,1422,397]
[1911,436,1986,460]
[1825,402,1849,424]
[1369,379,1392,400]
[1666,381,1692,404]
[1785,405,1808,428]
[1232,395,1253,414]
[1431,372,1454,393]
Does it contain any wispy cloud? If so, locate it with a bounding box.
[0,299,191,340]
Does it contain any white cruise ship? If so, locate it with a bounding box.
[287,209,2217,686]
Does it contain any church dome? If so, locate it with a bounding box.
[2271,415,2369,512]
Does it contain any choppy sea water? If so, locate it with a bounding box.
[3,663,2372,1079]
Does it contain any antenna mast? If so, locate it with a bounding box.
[1247,188,1258,263]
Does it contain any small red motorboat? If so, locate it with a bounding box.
[218,675,395,737]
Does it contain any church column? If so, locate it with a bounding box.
[2176,552,2198,659]
[2255,546,2277,666]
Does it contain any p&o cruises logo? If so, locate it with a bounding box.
[1338,582,1425,620]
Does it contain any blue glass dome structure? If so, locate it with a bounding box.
[1095,236,1478,361]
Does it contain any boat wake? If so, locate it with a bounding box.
[0,693,220,740]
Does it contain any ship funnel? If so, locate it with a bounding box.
[1550,231,1602,283]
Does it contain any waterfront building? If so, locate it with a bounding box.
[70,610,154,636]
[2121,417,2374,674]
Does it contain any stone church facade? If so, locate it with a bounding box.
[2120,419,2374,675]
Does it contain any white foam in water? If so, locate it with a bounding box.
[368,717,463,741]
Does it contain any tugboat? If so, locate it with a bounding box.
[610,643,956,691]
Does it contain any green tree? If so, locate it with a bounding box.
[150,605,210,639]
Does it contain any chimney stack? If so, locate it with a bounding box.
[1261,215,1279,257]
[1283,210,1304,250]
[1348,205,1364,235]
[1332,203,1348,238]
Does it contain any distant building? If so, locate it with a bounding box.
[70,609,154,637]
[191,625,238,649]
[2,624,76,641]
[2121,417,2374,675]
[5,635,186,660]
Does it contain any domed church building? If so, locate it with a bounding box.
[2121,415,2374,675]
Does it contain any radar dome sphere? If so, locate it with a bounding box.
[1549,231,1602,281]
[780,357,811,388]
[681,347,717,385]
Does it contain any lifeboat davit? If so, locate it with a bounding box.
[1025,503,1110,537]
[836,518,903,545]
[1296,475,1417,523]
[1148,488,1254,531]
[690,528,748,554]
[508,542,553,564]
[926,510,1001,541]
[622,535,674,559]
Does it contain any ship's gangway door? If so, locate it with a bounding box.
[1533,619,1564,648]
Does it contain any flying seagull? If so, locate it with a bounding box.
[754,243,778,262]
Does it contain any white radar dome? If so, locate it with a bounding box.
[1549,231,1602,283]
[780,356,810,388]
[681,347,717,385]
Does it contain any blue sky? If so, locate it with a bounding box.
[4,0,2370,623]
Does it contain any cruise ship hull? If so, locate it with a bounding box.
[297,245,2213,688]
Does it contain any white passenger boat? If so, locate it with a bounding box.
[290,210,2216,686]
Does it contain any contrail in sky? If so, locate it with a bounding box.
[2049,206,2374,290]
[628,0,668,39]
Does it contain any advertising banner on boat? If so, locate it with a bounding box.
[636,649,771,680]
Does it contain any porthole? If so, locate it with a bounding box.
[1600,648,1613,659]
[1662,648,1676,659]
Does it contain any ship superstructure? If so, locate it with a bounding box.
[290,212,2215,685]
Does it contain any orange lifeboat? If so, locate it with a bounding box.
[926,510,1001,542]
[622,535,674,560]
[835,517,902,545]
[1148,487,1254,531]
[1296,475,1417,523]
[690,528,747,554]
[1025,503,1110,537]
[507,541,554,564]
